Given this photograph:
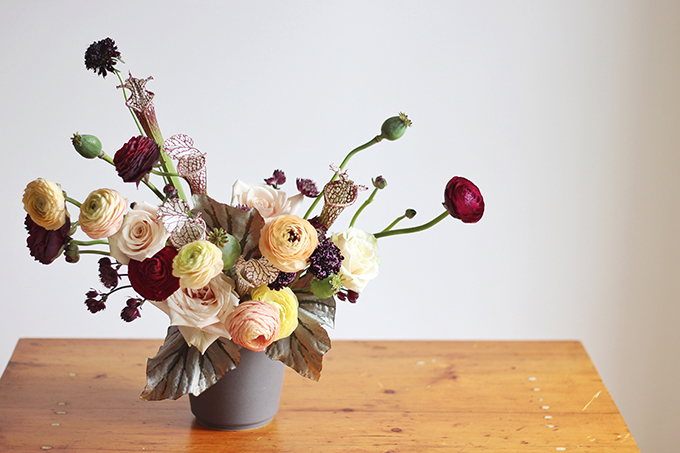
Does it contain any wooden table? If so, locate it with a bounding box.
[0,339,639,452]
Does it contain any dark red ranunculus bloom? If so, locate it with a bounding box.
[25,214,72,264]
[443,176,485,223]
[127,246,180,301]
[114,135,161,185]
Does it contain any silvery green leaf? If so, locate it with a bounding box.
[266,309,331,381]
[192,194,265,260]
[140,327,241,401]
[290,273,336,328]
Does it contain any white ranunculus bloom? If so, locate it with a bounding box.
[108,202,170,265]
[231,180,303,219]
[151,274,239,354]
[331,227,380,293]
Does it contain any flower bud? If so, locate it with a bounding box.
[372,176,387,190]
[71,133,103,159]
[379,112,412,141]
[405,209,416,219]
[64,242,80,263]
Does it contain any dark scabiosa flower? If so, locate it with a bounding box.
[84,38,121,78]
[443,176,485,223]
[24,214,72,265]
[121,298,142,322]
[163,184,179,200]
[114,135,161,185]
[296,178,320,198]
[308,238,344,280]
[265,170,286,188]
[98,257,121,289]
[268,271,297,291]
[85,290,107,313]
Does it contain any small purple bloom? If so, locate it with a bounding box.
[296,178,320,198]
[265,169,286,188]
[98,257,121,289]
[84,38,121,78]
[268,271,297,290]
[85,290,107,313]
[121,298,142,322]
[308,238,344,280]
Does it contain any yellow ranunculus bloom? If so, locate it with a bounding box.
[250,284,299,340]
[172,240,224,289]
[22,178,68,230]
[78,188,128,239]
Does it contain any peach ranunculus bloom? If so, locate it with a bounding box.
[226,300,281,352]
[108,202,170,265]
[258,215,318,273]
[231,180,304,219]
[22,178,68,230]
[250,285,299,340]
[152,274,239,354]
[172,240,224,289]
[78,188,128,239]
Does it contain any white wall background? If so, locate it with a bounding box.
[1,1,678,451]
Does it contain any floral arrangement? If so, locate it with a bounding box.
[21,38,485,401]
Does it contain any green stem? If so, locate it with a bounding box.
[381,214,406,232]
[65,196,81,208]
[303,136,381,219]
[71,239,108,246]
[79,250,111,256]
[116,70,145,136]
[374,210,449,239]
[107,284,133,296]
[150,169,181,178]
[349,188,378,228]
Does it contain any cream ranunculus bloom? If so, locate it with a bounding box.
[151,274,239,354]
[172,240,224,289]
[231,180,304,219]
[250,284,299,340]
[78,188,128,239]
[22,178,68,230]
[109,202,170,265]
[331,227,380,293]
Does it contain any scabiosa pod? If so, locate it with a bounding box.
[349,175,387,228]
[84,38,122,78]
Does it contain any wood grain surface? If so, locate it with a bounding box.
[0,339,639,452]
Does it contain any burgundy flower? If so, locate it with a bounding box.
[265,169,286,188]
[114,135,160,185]
[296,178,320,198]
[24,214,72,265]
[127,246,180,301]
[443,177,485,223]
[85,290,107,313]
[268,271,297,291]
[98,257,121,289]
[308,238,343,280]
[84,38,121,78]
[120,298,142,322]
[337,290,359,303]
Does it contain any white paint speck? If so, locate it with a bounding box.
[541,406,550,410]
[41,447,53,451]
[528,377,537,381]
[57,402,66,406]
[416,361,425,365]
[56,411,67,415]
[546,424,556,428]
[544,415,553,419]
[533,388,541,392]
[51,423,60,426]
[68,373,76,377]
[538,398,544,401]
[556,448,566,451]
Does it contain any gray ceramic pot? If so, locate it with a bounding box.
[189,348,285,430]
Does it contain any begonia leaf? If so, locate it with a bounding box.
[140,327,240,401]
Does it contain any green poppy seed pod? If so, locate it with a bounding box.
[379,112,412,141]
[71,133,103,159]
[220,234,242,271]
[310,275,337,299]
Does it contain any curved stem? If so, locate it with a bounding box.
[349,188,378,228]
[303,136,381,219]
[381,214,406,232]
[71,239,108,246]
[79,250,111,256]
[374,210,449,239]
[65,196,81,208]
